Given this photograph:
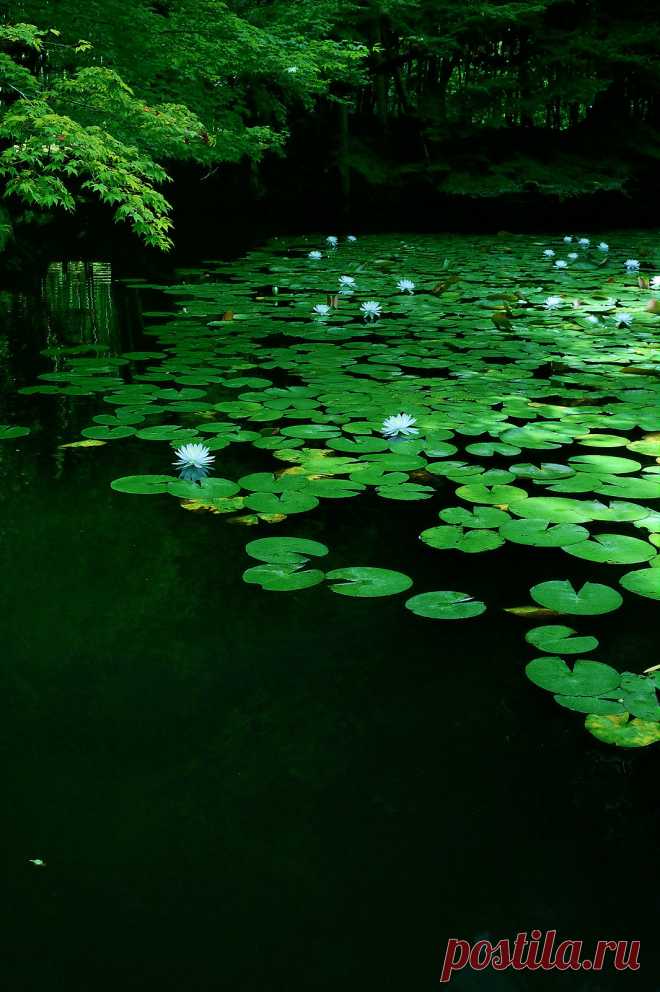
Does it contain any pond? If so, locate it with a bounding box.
[3,235,659,989]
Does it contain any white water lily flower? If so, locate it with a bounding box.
[617,312,633,327]
[605,297,619,308]
[396,278,415,294]
[312,303,332,316]
[568,252,578,260]
[173,443,214,470]
[624,259,640,271]
[346,234,357,242]
[578,238,590,246]
[543,249,555,257]
[308,250,322,260]
[585,315,600,324]
[338,275,355,288]
[381,413,419,438]
[563,236,573,243]
[554,260,568,269]
[544,295,564,309]
[598,242,609,251]
[360,300,382,320]
[326,236,338,247]
[286,66,299,73]
[651,276,660,288]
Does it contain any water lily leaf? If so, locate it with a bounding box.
[530,580,623,615]
[376,483,434,500]
[595,476,660,499]
[0,424,30,440]
[326,567,412,597]
[167,478,241,499]
[136,425,200,442]
[563,533,656,565]
[584,713,660,748]
[456,484,528,505]
[111,474,176,494]
[326,436,388,453]
[305,478,365,498]
[508,497,594,523]
[627,438,660,457]
[280,424,341,439]
[81,425,136,440]
[243,564,324,591]
[465,441,520,457]
[568,454,641,475]
[554,694,626,716]
[525,625,599,655]
[525,656,621,695]
[510,463,574,481]
[619,568,660,600]
[578,434,627,448]
[245,536,329,565]
[619,673,660,721]
[404,590,486,620]
[499,519,589,547]
[439,506,510,529]
[243,491,319,513]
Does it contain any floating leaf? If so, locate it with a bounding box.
[619,568,660,600]
[525,656,620,695]
[243,564,324,592]
[111,474,175,494]
[529,580,623,615]
[584,713,660,748]
[404,590,486,620]
[245,536,329,565]
[326,567,412,598]
[525,625,599,655]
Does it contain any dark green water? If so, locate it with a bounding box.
[1,248,658,991]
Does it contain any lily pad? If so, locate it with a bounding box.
[529,580,623,615]
[525,625,599,655]
[326,567,413,598]
[404,590,486,620]
[525,656,621,695]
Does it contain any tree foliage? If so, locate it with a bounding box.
[1,1,659,248]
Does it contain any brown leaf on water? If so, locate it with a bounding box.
[59,439,106,448]
[181,496,244,515]
[646,298,660,314]
[257,513,287,523]
[638,277,650,289]
[504,606,560,618]
[221,310,234,321]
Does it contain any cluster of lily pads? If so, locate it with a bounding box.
[17,230,660,747]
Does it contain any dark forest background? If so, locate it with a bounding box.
[1,0,659,264]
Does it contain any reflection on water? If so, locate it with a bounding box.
[2,245,659,992]
[42,261,117,347]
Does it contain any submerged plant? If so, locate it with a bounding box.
[360,300,382,320]
[396,279,415,294]
[381,413,419,438]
